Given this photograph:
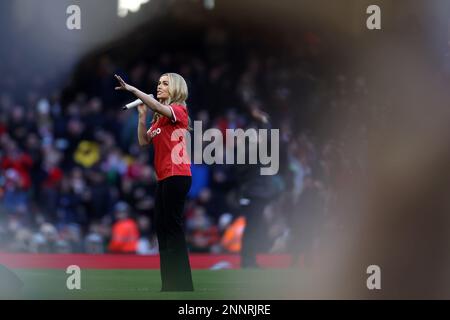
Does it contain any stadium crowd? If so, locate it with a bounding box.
[0,24,367,264]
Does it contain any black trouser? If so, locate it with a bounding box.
[154,175,193,291]
[240,198,270,268]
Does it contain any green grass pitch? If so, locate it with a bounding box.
[10,269,309,300]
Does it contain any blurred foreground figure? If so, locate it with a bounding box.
[0,264,23,298]
[234,106,283,268]
[310,19,450,299]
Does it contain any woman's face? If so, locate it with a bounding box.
[157,75,170,100]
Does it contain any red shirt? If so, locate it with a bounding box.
[147,104,191,181]
[1,153,33,189]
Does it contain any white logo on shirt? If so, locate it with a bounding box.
[150,128,161,138]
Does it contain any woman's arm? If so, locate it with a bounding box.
[137,104,151,147]
[115,74,174,119]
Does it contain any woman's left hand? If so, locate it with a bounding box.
[114,74,135,92]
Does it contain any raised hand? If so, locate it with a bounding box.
[114,74,134,92]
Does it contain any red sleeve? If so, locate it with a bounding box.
[169,104,188,125]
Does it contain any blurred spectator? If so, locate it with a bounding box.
[58,223,83,253]
[136,215,158,255]
[84,168,112,221]
[188,164,210,199]
[108,202,140,254]
[84,222,105,254]
[186,206,220,253]
[74,141,100,168]
[288,175,326,267]
[220,216,246,254]
[1,141,33,190]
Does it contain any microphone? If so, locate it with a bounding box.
[122,94,154,110]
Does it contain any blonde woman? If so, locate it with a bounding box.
[115,73,193,291]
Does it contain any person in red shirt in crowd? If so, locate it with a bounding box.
[1,142,33,190]
[115,73,193,291]
[108,202,140,254]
